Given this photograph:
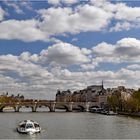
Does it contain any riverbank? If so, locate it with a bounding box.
[90,109,140,117]
[118,112,140,117]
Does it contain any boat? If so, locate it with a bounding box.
[89,107,103,113]
[106,111,118,115]
[17,120,41,134]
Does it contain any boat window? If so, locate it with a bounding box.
[34,124,39,128]
[26,123,33,129]
[20,124,25,128]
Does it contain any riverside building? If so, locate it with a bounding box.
[56,83,108,107]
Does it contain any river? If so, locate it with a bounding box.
[0,111,140,139]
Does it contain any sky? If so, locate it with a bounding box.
[0,0,140,99]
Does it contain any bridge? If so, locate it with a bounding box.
[0,100,100,112]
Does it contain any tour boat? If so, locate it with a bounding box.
[17,120,41,134]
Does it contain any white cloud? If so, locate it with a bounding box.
[0,19,47,42]
[111,3,140,31]
[48,0,61,5]
[115,3,140,21]
[116,38,140,57]
[92,42,114,56]
[92,38,140,65]
[91,1,140,32]
[48,0,78,5]
[3,0,33,14]
[127,64,140,70]
[0,38,140,99]
[109,22,133,32]
[0,1,140,42]
[0,7,5,21]
[3,1,24,14]
[19,52,39,63]
[80,63,96,70]
[19,1,33,11]
[72,37,78,42]
[62,0,78,4]
[81,48,92,55]
[38,5,112,35]
[40,42,90,65]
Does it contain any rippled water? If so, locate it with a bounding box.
[0,111,140,139]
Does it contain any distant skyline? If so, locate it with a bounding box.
[0,0,140,99]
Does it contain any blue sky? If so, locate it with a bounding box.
[0,0,140,99]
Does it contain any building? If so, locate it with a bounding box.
[106,86,135,101]
[56,89,72,102]
[56,82,107,106]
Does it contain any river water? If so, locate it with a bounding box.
[0,111,140,139]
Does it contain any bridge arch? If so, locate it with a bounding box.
[89,105,100,109]
[60,105,69,112]
[76,105,85,111]
[0,105,16,112]
[55,103,70,112]
[18,105,34,112]
[36,105,52,112]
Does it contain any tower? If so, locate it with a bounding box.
[102,80,104,90]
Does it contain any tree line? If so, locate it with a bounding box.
[107,89,140,113]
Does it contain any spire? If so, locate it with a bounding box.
[102,80,104,90]
[101,80,105,95]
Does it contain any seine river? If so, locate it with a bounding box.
[0,110,140,139]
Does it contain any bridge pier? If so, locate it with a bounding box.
[85,102,90,112]
[50,102,56,112]
[67,102,73,112]
[0,108,3,112]
[0,103,4,112]
[14,103,20,112]
[32,106,37,112]
[15,106,20,112]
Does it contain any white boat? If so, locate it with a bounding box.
[106,111,118,115]
[17,120,41,134]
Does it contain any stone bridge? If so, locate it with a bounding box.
[0,101,100,112]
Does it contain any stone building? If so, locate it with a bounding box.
[56,89,72,102]
[106,86,135,101]
[56,82,107,105]
[71,84,106,102]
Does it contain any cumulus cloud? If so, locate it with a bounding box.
[0,1,139,42]
[0,38,139,99]
[92,42,114,56]
[38,5,112,35]
[40,42,90,65]
[115,38,140,57]
[0,54,54,98]
[111,3,140,31]
[91,1,140,31]
[0,19,47,42]
[114,3,140,21]
[19,52,39,62]
[92,38,140,64]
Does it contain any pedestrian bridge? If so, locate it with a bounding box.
[0,101,100,112]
